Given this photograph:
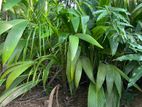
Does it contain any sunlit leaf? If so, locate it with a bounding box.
[69,36,79,61]
[76,33,103,48]
[2,20,28,64]
[3,0,22,10]
[6,61,34,89]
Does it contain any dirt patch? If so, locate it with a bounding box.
[5,87,142,107]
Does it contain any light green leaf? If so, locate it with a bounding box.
[6,61,34,89]
[81,57,95,84]
[128,66,142,88]
[96,63,107,91]
[3,0,22,10]
[76,33,103,48]
[116,54,142,61]
[75,59,82,88]
[0,19,26,35]
[0,81,38,107]
[71,17,80,33]
[69,36,79,61]
[2,20,28,64]
[81,16,89,34]
[88,83,106,107]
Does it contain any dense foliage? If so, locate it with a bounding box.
[0,0,142,107]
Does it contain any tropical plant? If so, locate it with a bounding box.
[0,0,142,107]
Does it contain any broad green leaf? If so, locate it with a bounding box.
[71,17,80,33]
[113,69,122,96]
[0,19,26,35]
[81,57,95,84]
[75,59,82,88]
[69,36,79,61]
[81,16,89,34]
[128,66,142,88]
[70,48,81,82]
[96,63,107,90]
[0,81,38,107]
[109,34,119,56]
[108,65,122,96]
[76,34,103,48]
[116,54,142,61]
[6,61,34,89]
[88,83,106,107]
[2,20,28,64]
[3,0,22,10]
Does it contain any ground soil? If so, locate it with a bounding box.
[5,86,142,107]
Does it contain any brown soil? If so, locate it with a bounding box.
[5,87,142,107]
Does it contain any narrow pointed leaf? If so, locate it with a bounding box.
[75,59,82,88]
[76,34,103,48]
[97,63,107,90]
[128,65,142,88]
[2,20,28,64]
[69,36,79,61]
[81,16,89,34]
[71,17,80,33]
[116,54,142,61]
[6,61,34,89]
[81,57,95,84]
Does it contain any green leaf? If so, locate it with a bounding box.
[81,57,95,84]
[81,16,89,34]
[42,60,55,88]
[106,65,114,95]
[0,19,26,35]
[6,61,34,89]
[131,3,142,20]
[0,81,38,107]
[76,33,103,49]
[71,17,80,33]
[69,36,79,61]
[92,26,108,40]
[88,83,106,107]
[0,79,5,87]
[96,63,107,91]
[2,20,28,64]
[116,54,142,61]
[3,0,22,10]
[99,0,110,6]
[109,34,119,56]
[75,59,82,88]
[128,66,142,88]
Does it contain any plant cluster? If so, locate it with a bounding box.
[0,0,142,107]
